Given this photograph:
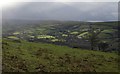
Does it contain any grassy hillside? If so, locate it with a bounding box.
[2,39,118,72]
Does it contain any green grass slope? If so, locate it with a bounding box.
[2,39,118,72]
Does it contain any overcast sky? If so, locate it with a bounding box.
[3,2,118,21]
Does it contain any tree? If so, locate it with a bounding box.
[88,24,103,50]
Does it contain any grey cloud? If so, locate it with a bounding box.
[2,2,118,21]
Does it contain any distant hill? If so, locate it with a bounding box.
[2,20,119,51]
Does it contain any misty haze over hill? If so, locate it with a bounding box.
[2,2,118,22]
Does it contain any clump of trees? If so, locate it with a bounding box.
[98,41,109,51]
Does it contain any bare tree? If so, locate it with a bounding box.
[88,24,103,50]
